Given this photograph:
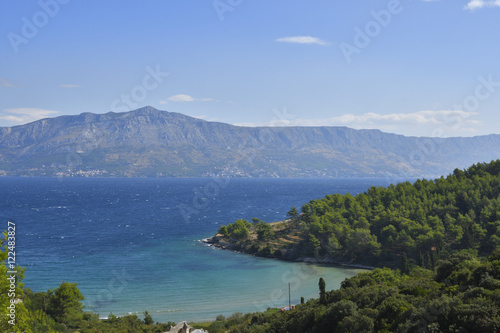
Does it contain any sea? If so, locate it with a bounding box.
[0,177,402,323]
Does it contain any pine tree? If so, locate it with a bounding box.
[419,251,425,268]
[143,311,153,325]
[287,207,299,220]
[401,252,410,274]
[319,277,326,305]
[426,252,433,269]
[461,223,475,249]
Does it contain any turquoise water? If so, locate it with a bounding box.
[0,177,396,322]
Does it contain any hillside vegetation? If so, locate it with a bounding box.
[211,252,500,332]
[212,160,500,270]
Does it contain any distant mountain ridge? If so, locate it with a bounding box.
[0,106,499,178]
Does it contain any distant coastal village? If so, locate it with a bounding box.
[0,166,110,178]
[1,166,288,178]
[2,107,500,179]
[0,165,337,178]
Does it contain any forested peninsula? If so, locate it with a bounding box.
[209,160,500,270]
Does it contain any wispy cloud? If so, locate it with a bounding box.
[276,36,329,46]
[159,94,214,104]
[60,84,80,88]
[0,78,15,87]
[234,110,482,137]
[464,0,500,10]
[0,108,60,126]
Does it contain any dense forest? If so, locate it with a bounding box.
[2,160,500,332]
[214,160,500,270]
[205,251,500,332]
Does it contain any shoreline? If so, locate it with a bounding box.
[201,237,375,271]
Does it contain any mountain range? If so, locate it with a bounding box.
[0,106,499,178]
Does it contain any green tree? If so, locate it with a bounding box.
[232,219,251,240]
[401,252,410,274]
[251,217,261,225]
[345,228,381,257]
[256,222,275,241]
[143,311,153,325]
[425,252,433,269]
[461,222,476,249]
[306,234,321,257]
[287,207,299,220]
[218,225,229,237]
[338,314,375,333]
[419,251,425,268]
[324,300,358,326]
[319,277,326,305]
[47,281,84,323]
[301,204,313,223]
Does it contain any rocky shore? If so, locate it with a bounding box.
[202,235,375,270]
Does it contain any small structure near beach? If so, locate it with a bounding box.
[280,305,296,312]
[166,321,208,333]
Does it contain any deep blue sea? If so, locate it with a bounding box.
[0,177,399,323]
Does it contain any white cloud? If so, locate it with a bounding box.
[464,0,500,10]
[0,78,15,87]
[0,108,60,126]
[276,36,329,46]
[60,84,80,88]
[234,110,482,137]
[167,94,195,102]
[159,94,214,104]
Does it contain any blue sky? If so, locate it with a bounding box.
[1,0,499,137]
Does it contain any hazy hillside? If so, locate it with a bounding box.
[0,106,499,178]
